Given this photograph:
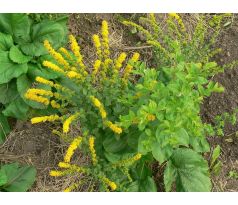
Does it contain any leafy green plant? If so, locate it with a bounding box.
[24,14,235,192]
[0,162,36,192]
[0,13,68,143]
[210,145,222,176]
[228,170,238,179]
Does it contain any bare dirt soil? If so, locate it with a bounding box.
[0,13,238,192]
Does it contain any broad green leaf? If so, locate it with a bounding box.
[211,145,221,167]
[0,162,36,192]
[9,46,32,64]
[152,143,173,164]
[0,80,18,104]
[0,51,28,84]
[0,32,13,51]
[0,14,30,43]
[0,113,11,144]
[127,181,139,192]
[139,176,157,192]
[165,148,212,192]
[0,169,7,186]
[176,128,189,146]
[20,21,66,57]
[103,135,127,153]
[104,152,121,163]
[3,97,29,120]
[138,133,153,154]
[164,161,177,192]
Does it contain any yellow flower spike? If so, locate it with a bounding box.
[92,59,101,79]
[64,136,83,163]
[102,177,117,191]
[66,71,82,79]
[115,52,127,71]
[68,35,86,70]
[123,52,140,82]
[26,88,53,97]
[59,47,72,60]
[147,114,156,121]
[89,136,98,165]
[43,60,65,73]
[92,34,102,58]
[58,162,71,168]
[113,153,142,167]
[50,170,68,177]
[168,13,185,32]
[31,114,61,124]
[101,20,110,59]
[90,96,107,119]
[63,113,80,134]
[64,183,79,192]
[104,121,122,135]
[25,92,49,105]
[44,40,70,69]
[35,76,54,87]
[51,100,61,109]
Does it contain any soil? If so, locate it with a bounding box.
[0,13,238,192]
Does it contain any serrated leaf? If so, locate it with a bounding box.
[0,32,13,51]
[152,143,172,164]
[0,162,36,192]
[0,51,28,84]
[165,148,211,192]
[164,161,177,192]
[0,113,11,144]
[103,134,127,153]
[9,46,32,64]
[3,97,29,120]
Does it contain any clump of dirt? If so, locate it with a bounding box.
[201,14,238,191]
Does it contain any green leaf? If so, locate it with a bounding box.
[103,134,127,153]
[0,113,11,144]
[0,162,36,192]
[9,46,32,64]
[139,176,157,192]
[0,169,8,186]
[127,181,139,192]
[211,145,221,167]
[20,21,66,57]
[164,148,212,192]
[3,97,29,120]
[0,80,18,104]
[176,128,189,146]
[0,32,13,51]
[152,143,173,164]
[0,51,28,84]
[104,152,121,163]
[0,14,30,43]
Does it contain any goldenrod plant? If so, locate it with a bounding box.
[25,15,236,192]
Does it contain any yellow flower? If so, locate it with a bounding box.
[105,121,122,134]
[58,162,71,168]
[168,13,185,31]
[147,114,156,121]
[31,115,61,124]
[63,113,80,133]
[101,20,110,58]
[66,71,82,79]
[69,35,85,69]
[92,59,101,79]
[113,153,142,167]
[44,40,69,69]
[25,92,49,105]
[123,52,140,82]
[115,52,127,70]
[26,88,53,97]
[43,60,65,73]
[92,34,102,58]
[51,100,61,109]
[64,136,83,163]
[102,177,117,191]
[35,76,54,87]
[89,136,97,165]
[59,47,72,60]
[50,170,68,177]
[90,96,107,119]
